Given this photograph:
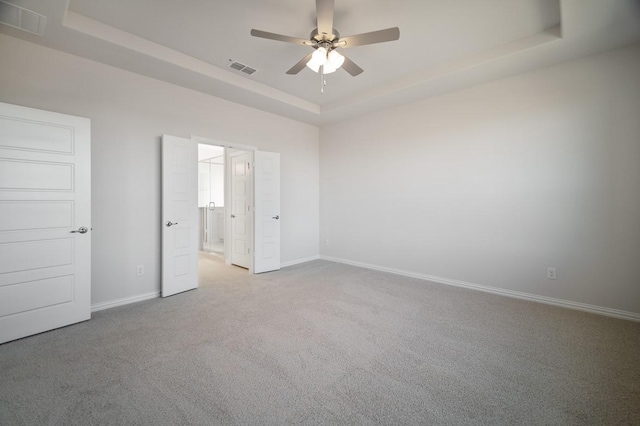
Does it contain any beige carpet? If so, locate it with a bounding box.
[1,256,639,425]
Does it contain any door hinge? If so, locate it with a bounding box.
[247,162,250,169]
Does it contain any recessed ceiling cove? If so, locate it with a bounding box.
[1,0,639,124]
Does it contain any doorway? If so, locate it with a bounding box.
[198,144,225,259]
[162,134,281,297]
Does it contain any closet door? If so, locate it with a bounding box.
[0,102,91,344]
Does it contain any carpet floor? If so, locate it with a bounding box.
[1,256,639,425]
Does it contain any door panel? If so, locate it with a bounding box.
[0,201,74,231]
[0,275,74,317]
[254,151,280,274]
[0,238,73,274]
[0,115,74,153]
[161,135,198,297]
[0,102,91,344]
[0,159,73,190]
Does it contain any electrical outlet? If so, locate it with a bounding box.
[137,264,144,276]
[547,267,557,280]
[325,238,329,247]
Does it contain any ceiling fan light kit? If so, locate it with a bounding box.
[306,47,344,74]
[251,0,400,93]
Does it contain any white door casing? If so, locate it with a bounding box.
[254,151,281,274]
[0,102,91,344]
[230,151,252,269]
[162,135,198,297]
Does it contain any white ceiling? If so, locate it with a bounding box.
[66,0,561,105]
[1,0,640,125]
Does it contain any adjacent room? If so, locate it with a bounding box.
[1,0,639,424]
[198,144,225,260]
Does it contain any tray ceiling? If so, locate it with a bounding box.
[1,0,640,125]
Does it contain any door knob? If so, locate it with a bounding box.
[70,226,89,234]
[231,214,236,218]
[165,221,178,227]
[272,215,280,220]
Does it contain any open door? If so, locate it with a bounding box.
[254,151,281,273]
[230,151,252,269]
[0,102,91,344]
[162,135,198,297]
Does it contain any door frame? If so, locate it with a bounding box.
[191,135,257,273]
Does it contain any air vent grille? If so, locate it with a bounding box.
[228,61,258,76]
[0,0,46,36]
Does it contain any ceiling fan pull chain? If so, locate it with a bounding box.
[320,65,324,94]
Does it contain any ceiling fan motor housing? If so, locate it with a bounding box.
[311,28,340,43]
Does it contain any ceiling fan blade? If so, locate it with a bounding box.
[336,27,400,48]
[250,29,310,46]
[286,53,314,75]
[316,0,335,37]
[341,55,364,76]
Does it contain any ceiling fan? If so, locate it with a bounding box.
[250,0,400,92]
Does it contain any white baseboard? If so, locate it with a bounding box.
[281,255,320,268]
[320,255,640,322]
[91,291,160,313]
[89,255,322,312]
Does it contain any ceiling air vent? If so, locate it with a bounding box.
[228,61,257,76]
[0,1,46,36]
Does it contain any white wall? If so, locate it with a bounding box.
[0,34,319,306]
[320,43,640,315]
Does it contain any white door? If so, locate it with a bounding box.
[162,135,198,297]
[230,151,252,269]
[0,102,91,344]
[254,151,281,273]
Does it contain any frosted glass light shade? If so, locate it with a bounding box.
[322,62,337,73]
[328,49,345,69]
[306,47,327,72]
[306,61,321,73]
[305,47,344,74]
